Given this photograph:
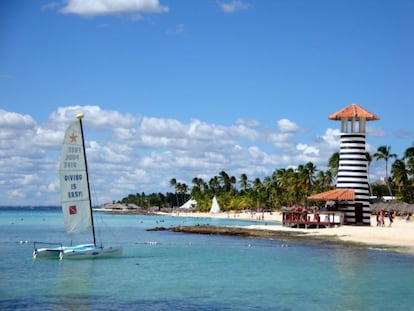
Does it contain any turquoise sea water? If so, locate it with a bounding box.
[1,207,413,310]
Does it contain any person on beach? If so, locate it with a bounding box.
[378,211,385,227]
[387,211,394,227]
[313,208,320,222]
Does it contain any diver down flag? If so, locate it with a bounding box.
[69,205,77,215]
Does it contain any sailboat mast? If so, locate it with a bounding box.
[76,113,97,246]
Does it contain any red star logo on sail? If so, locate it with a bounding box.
[69,133,78,143]
[69,205,77,215]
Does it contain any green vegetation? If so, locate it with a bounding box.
[119,145,414,211]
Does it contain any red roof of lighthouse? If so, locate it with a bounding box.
[329,103,380,121]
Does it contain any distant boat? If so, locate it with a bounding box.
[209,196,221,213]
[179,198,197,209]
[33,113,122,260]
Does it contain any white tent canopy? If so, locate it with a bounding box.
[179,199,197,209]
[209,196,221,213]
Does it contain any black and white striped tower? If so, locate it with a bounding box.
[329,104,380,225]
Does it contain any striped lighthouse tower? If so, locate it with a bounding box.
[329,104,380,225]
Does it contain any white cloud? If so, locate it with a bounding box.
[0,107,352,206]
[296,143,319,156]
[7,189,25,199]
[297,128,339,168]
[367,124,386,137]
[320,128,340,149]
[235,118,260,127]
[0,109,36,131]
[166,24,185,36]
[60,0,169,17]
[141,117,186,136]
[267,118,300,150]
[268,132,295,149]
[48,105,136,130]
[218,1,251,13]
[277,118,299,133]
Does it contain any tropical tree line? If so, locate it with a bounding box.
[119,145,414,211]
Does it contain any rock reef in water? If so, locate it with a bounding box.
[166,225,313,240]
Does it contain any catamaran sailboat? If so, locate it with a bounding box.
[33,113,122,259]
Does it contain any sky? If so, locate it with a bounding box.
[1,0,413,206]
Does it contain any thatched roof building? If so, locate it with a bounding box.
[370,202,414,214]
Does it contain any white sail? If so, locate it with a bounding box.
[33,114,122,260]
[210,196,221,213]
[59,120,92,235]
[179,199,197,209]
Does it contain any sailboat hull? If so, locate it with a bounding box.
[34,244,122,260]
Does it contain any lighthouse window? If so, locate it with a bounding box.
[341,118,366,133]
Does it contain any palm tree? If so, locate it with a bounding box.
[169,178,177,187]
[324,170,334,189]
[191,177,202,197]
[209,176,220,195]
[328,152,340,184]
[276,168,298,206]
[252,177,262,210]
[314,170,330,193]
[296,164,311,196]
[374,145,397,196]
[239,173,250,193]
[169,178,179,206]
[177,182,188,203]
[403,146,414,178]
[229,175,237,194]
[265,172,285,208]
[391,159,408,192]
[304,161,317,189]
[403,146,414,159]
[218,171,231,192]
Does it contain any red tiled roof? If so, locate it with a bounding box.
[307,189,355,201]
[329,103,380,121]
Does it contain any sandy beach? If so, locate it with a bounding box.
[162,211,414,253]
